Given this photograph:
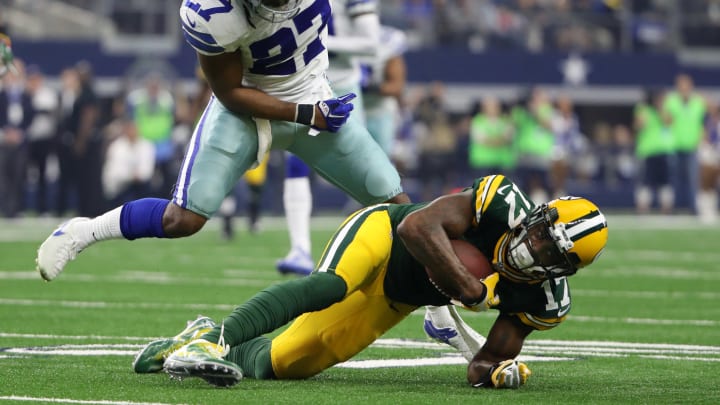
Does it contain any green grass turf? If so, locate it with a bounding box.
[1,215,719,404]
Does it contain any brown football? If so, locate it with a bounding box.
[450,239,495,280]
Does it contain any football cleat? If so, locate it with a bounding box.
[164,338,243,388]
[132,315,216,373]
[36,217,91,281]
[276,248,314,276]
[423,306,486,362]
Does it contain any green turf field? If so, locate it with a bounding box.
[1,215,719,404]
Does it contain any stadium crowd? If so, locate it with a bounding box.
[0,58,717,222]
[0,1,719,223]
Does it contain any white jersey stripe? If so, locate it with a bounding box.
[316,204,388,273]
[476,174,497,224]
[174,96,215,208]
[565,213,606,241]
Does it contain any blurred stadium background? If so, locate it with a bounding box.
[1,0,720,219]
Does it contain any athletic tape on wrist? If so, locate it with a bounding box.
[295,104,315,126]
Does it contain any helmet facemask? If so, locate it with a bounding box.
[244,0,301,23]
[498,205,579,281]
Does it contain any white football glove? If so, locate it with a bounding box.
[489,359,531,389]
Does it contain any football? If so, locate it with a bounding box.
[450,239,495,280]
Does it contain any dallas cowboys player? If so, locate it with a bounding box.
[361,24,407,156]
[277,0,384,275]
[36,0,409,281]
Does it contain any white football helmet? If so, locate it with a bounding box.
[493,197,608,283]
[243,0,301,22]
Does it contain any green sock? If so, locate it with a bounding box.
[226,336,274,379]
[203,272,347,347]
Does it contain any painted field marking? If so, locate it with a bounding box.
[1,297,718,328]
[1,337,718,363]
[0,396,185,405]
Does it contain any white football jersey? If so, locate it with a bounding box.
[180,0,332,103]
[325,0,379,89]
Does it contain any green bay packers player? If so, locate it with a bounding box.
[36,0,409,282]
[133,174,608,388]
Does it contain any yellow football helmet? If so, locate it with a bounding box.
[493,196,608,282]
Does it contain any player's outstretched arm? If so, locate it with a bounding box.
[467,314,533,388]
[198,52,352,133]
[199,52,297,122]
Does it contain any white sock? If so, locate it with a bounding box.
[283,177,312,254]
[697,190,718,223]
[73,206,124,249]
[658,185,675,212]
[635,186,652,212]
[219,196,236,217]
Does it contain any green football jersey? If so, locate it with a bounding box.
[384,174,572,330]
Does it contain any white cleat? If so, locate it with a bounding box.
[424,305,486,362]
[276,248,314,276]
[36,217,90,281]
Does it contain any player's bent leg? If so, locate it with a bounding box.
[290,116,404,206]
[277,153,314,276]
[36,200,207,281]
[225,336,275,380]
[270,291,417,379]
[162,202,208,237]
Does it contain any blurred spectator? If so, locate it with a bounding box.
[102,119,155,207]
[56,67,80,216]
[414,81,458,199]
[550,95,586,198]
[511,87,555,204]
[612,123,636,186]
[590,121,614,185]
[0,59,34,217]
[698,101,720,223]
[362,25,408,156]
[633,88,674,214]
[25,65,60,215]
[431,0,489,48]
[126,72,176,198]
[403,0,436,44]
[467,96,515,179]
[55,62,104,217]
[662,73,707,213]
[71,61,103,217]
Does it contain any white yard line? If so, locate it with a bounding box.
[1,337,718,363]
[1,297,717,327]
[0,396,185,405]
